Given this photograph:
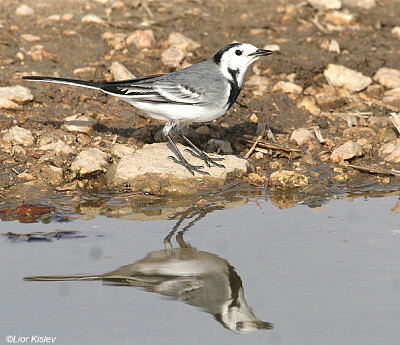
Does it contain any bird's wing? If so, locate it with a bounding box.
[100,77,207,105]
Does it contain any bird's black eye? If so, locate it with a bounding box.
[235,49,242,56]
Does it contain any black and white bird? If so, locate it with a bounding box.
[23,43,273,175]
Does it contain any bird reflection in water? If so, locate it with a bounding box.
[25,205,273,333]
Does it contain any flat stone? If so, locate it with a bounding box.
[324,64,371,92]
[290,128,317,146]
[161,48,185,68]
[106,143,249,195]
[342,0,375,9]
[297,96,321,115]
[112,143,135,158]
[378,138,400,162]
[71,148,110,175]
[0,98,20,110]
[272,81,302,94]
[15,4,35,16]
[39,139,74,155]
[110,62,135,80]
[383,88,400,110]
[269,170,309,188]
[330,141,363,162]
[167,32,200,52]
[325,11,356,26]
[82,14,105,25]
[307,0,341,10]
[64,114,95,134]
[126,29,155,49]
[1,126,34,146]
[0,85,33,103]
[374,68,400,89]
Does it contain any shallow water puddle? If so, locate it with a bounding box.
[1,193,400,345]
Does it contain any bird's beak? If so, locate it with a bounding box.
[249,49,274,57]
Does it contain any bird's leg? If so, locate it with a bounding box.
[163,121,209,175]
[177,130,225,169]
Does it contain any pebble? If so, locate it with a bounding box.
[161,48,185,68]
[21,34,41,42]
[378,139,400,163]
[167,32,201,52]
[82,14,106,25]
[102,32,126,50]
[248,173,265,184]
[341,0,375,9]
[246,75,270,96]
[112,143,135,158]
[64,114,95,134]
[330,141,363,162]
[290,128,317,146]
[307,0,341,10]
[253,151,264,160]
[0,98,20,110]
[73,67,96,79]
[15,4,35,16]
[382,88,400,110]
[126,30,155,49]
[272,81,302,94]
[269,170,309,188]
[39,139,74,155]
[325,11,356,26]
[249,114,259,123]
[373,68,400,89]
[0,85,33,103]
[110,61,135,80]
[47,14,61,21]
[324,64,372,92]
[1,126,34,146]
[263,44,280,52]
[207,139,233,154]
[62,13,74,21]
[70,148,110,175]
[329,39,340,53]
[297,96,321,115]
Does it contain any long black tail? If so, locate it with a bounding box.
[22,76,102,90]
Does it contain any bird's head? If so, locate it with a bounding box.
[212,43,273,85]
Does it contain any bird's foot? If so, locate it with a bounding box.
[184,149,225,168]
[168,156,210,176]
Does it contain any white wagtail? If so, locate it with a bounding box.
[23,43,273,175]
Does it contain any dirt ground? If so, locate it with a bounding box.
[1,0,400,207]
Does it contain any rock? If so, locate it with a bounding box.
[102,32,126,50]
[304,84,340,107]
[0,85,33,103]
[112,143,135,158]
[392,27,400,39]
[269,170,309,188]
[38,165,63,185]
[297,96,321,115]
[110,61,135,80]
[161,48,185,68]
[382,88,400,110]
[329,39,340,53]
[207,139,233,154]
[21,34,41,42]
[1,126,34,146]
[342,0,375,9]
[272,81,302,94]
[0,98,20,110]
[248,173,265,184]
[307,0,341,10]
[330,141,363,162]
[253,151,264,160]
[73,67,96,79]
[246,75,270,96]
[62,13,74,21]
[106,143,249,194]
[82,14,106,25]
[126,30,155,49]
[263,44,280,52]
[15,4,35,16]
[167,32,200,52]
[378,139,400,162]
[373,68,400,89]
[39,139,74,155]
[324,64,372,92]
[64,114,95,134]
[249,114,259,123]
[325,11,356,26]
[47,14,61,21]
[71,148,110,175]
[290,128,317,146]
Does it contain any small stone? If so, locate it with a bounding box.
[248,173,265,184]
[378,139,400,163]
[73,67,96,79]
[102,32,126,50]
[297,96,321,115]
[1,126,34,146]
[47,14,61,21]
[324,64,372,92]
[328,39,340,53]
[62,13,74,21]
[373,68,400,89]
[15,4,35,16]
[269,170,309,188]
[0,85,33,103]
[330,141,363,162]
[342,0,375,9]
[64,115,95,134]
[16,52,24,61]
[112,143,135,158]
[71,148,110,175]
[126,30,155,49]
[325,11,356,26]
[272,81,302,94]
[82,14,106,25]
[263,44,280,52]
[307,0,341,10]
[39,139,74,155]
[110,61,135,80]
[167,32,200,52]
[290,128,317,146]
[246,75,270,96]
[0,98,20,110]
[392,27,400,39]
[253,151,264,160]
[304,84,339,107]
[207,139,233,154]
[21,34,41,42]
[18,172,34,181]
[161,48,185,68]
[383,88,400,110]
[249,114,259,123]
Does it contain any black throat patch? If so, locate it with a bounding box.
[226,67,241,110]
